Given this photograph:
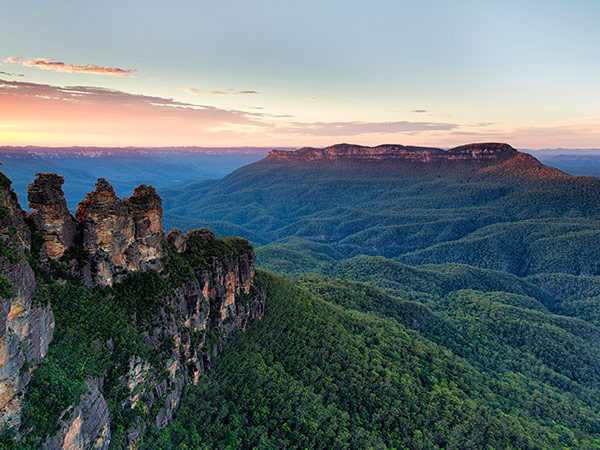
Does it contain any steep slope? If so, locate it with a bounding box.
[0,174,54,430]
[141,271,600,450]
[161,142,600,276]
[0,173,265,449]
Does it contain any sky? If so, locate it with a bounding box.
[1,0,599,149]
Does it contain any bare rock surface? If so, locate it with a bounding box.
[266,142,519,163]
[0,177,54,429]
[27,173,77,260]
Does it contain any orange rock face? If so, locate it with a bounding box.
[124,184,164,264]
[1,181,54,429]
[76,178,136,268]
[27,173,77,259]
[75,179,164,286]
[266,142,518,163]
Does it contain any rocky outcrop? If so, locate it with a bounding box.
[110,229,264,444]
[74,179,164,286]
[0,176,54,429]
[266,142,519,163]
[1,173,266,448]
[26,175,165,287]
[125,185,164,265]
[27,173,77,260]
[42,380,110,450]
[166,228,187,253]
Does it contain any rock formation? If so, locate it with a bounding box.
[0,175,54,429]
[266,142,519,163]
[1,172,265,448]
[26,175,167,287]
[27,173,76,260]
[74,178,164,286]
[125,184,164,265]
[42,380,110,450]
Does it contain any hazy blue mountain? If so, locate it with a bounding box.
[161,143,600,276]
[0,147,271,210]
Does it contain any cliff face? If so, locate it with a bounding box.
[74,179,164,287]
[0,173,265,449]
[0,176,54,430]
[265,142,518,163]
[42,380,111,450]
[27,173,77,260]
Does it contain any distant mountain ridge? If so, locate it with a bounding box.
[162,141,600,276]
[266,142,518,163]
[0,146,275,158]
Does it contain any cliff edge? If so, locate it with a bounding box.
[0,173,266,449]
[265,142,519,163]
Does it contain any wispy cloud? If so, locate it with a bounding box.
[437,121,600,148]
[177,87,259,97]
[0,79,197,107]
[412,109,428,113]
[275,120,458,136]
[5,57,135,77]
[177,87,203,96]
[0,78,272,145]
[304,96,315,101]
[0,70,23,77]
[211,89,259,96]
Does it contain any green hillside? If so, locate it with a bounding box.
[141,271,600,450]
[161,150,600,276]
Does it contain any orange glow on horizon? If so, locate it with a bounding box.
[1,80,600,149]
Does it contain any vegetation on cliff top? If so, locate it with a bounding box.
[2,226,253,449]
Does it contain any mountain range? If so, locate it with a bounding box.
[2,143,600,449]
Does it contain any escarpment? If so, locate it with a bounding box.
[0,175,54,430]
[266,142,519,163]
[0,173,265,449]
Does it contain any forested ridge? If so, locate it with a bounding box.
[4,146,600,449]
[146,148,600,449]
[142,271,600,450]
[162,149,600,276]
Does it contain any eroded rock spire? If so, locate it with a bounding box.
[27,173,76,259]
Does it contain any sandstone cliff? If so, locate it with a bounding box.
[74,178,164,287]
[0,174,54,430]
[0,173,265,449]
[27,173,76,260]
[265,142,518,163]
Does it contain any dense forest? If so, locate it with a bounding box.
[141,271,600,449]
[4,148,600,449]
[161,154,600,277]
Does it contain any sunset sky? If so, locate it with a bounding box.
[1,0,599,148]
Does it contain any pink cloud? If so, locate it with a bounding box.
[6,57,135,76]
[178,88,259,96]
[177,87,203,95]
[212,89,259,96]
[275,120,458,136]
[0,78,272,146]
